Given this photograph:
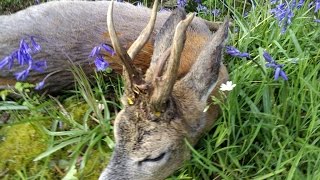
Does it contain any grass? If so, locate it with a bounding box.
[0,0,35,14]
[0,0,319,179]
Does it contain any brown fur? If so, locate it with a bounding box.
[0,1,228,179]
[100,6,229,180]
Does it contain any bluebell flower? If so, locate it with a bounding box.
[315,0,320,13]
[19,39,31,53]
[197,4,208,14]
[297,0,305,9]
[90,44,114,71]
[102,44,115,56]
[94,56,109,71]
[0,55,15,70]
[30,36,41,52]
[270,1,296,34]
[315,19,320,23]
[0,36,47,89]
[263,51,288,81]
[0,57,9,69]
[270,3,287,22]
[226,46,250,58]
[89,46,101,57]
[17,39,33,66]
[31,61,47,72]
[177,0,187,8]
[212,9,220,16]
[17,48,33,66]
[15,69,30,81]
[35,80,45,90]
[262,50,273,63]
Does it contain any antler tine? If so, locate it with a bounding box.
[107,0,141,94]
[151,13,195,111]
[127,0,159,59]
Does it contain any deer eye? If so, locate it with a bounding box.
[139,152,167,164]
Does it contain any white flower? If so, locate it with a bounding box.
[97,103,105,111]
[219,81,236,91]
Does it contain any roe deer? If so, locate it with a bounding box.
[0,0,229,179]
[0,0,221,92]
[99,1,229,179]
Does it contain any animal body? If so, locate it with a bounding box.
[0,1,229,179]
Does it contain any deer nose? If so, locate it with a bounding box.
[99,152,130,180]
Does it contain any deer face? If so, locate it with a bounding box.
[99,0,228,179]
[101,87,205,180]
[102,97,191,180]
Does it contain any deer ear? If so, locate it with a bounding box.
[145,8,186,80]
[179,19,229,101]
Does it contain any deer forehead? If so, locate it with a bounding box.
[114,110,188,154]
[114,106,185,137]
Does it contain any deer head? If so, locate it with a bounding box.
[99,0,229,179]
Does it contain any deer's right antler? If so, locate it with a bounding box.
[150,13,195,111]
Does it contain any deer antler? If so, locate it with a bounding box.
[107,0,158,97]
[150,13,195,111]
[107,1,138,95]
[127,0,158,59]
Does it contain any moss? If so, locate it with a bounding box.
[0,123,48,174]
[69,103,89,122]
[64,97,90,122]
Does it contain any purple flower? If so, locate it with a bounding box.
[0,55,15,70]
[30,36,41,52]
[94,56,109,71]
[212,9,220,16]
[0,36,47,88]
[19,39,31,53]
[263,51,288,81]
[31,61,47,72]
[17,48,33,66]
[15,69,30,81]
[177,0,187,8]
[297,0,305,9]
[226,46,250,58]
[315,0,320,13]
[270,1,296,33]
[197,4,208,14]
[89,44,114,71]
[89,46,101,57]
[35,0,40,4]
[270,3,287,22]
[35,80,45,90]
[102,44,115,56]
[315,19,320,23]
[263,51,274,63]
